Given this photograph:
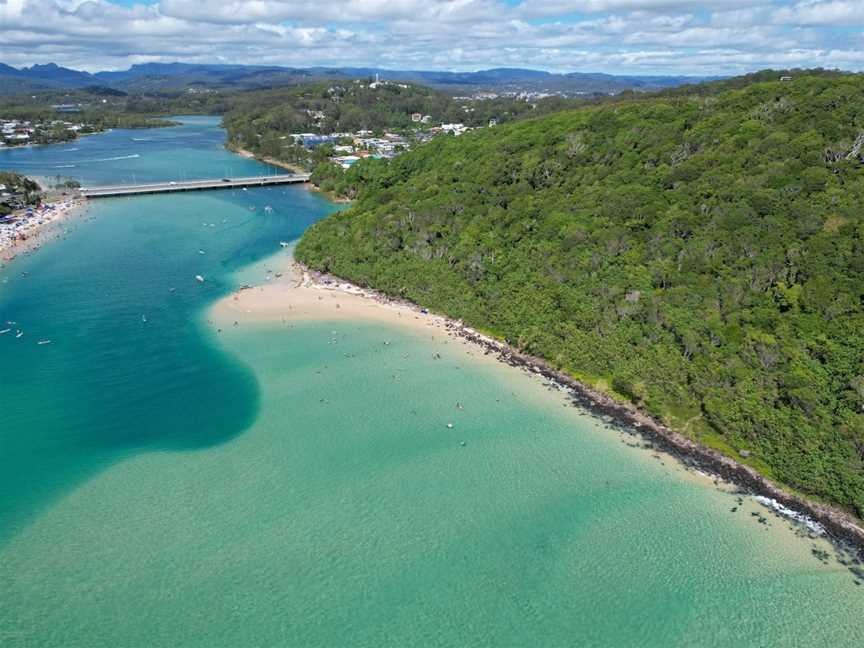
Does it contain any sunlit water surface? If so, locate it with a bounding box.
[0,117,861,647]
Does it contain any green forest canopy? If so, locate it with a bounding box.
[221,80,580,165]
[297,72,864,517]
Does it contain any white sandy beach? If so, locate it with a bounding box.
[0,198,87,265]
[212,251,453,335]
[231,147,308,175]
[210,249,864,553]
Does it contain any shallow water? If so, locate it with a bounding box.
[0,118,862,647]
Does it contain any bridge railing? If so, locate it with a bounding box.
[80,174,311,198]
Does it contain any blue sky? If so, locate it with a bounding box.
[1,1,863,74]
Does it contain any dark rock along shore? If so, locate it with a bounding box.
[451,323,864,562]
[303,264,864,563]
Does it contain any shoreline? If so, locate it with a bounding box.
[212,253,864,560]
[0,128,122,152]
[228,145,308,175]
[212,251,452,336]
[308,184,352,204]
[227,145,352,204]
[0,117,179,153]
[0,131,106,151]
[0,197,88,267]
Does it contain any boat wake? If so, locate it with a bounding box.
[50,154,141,167]
[90,154,141,162]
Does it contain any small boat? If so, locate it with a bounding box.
[37,340,51,345]
[198,249,206,255]
[141,314,147,323]
[195,275,205,283]
[16,331,23,338]
[279,241,289,248]
[264,205,273,213]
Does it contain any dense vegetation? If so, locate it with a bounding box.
[0,172,41,215]
[0,87,232,132]
[225,81,458,136]
[1,80,579,161]
[0,104,178,141]
[298,73,864,516]
[222,80,581,168]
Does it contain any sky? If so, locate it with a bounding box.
[1,0,863,75]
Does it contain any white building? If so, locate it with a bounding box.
[441,123,468,136]
[333,155,361,169]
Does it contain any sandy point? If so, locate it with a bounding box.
[211,253,450,334]
[209,254,864,558]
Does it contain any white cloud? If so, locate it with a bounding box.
[0,0,860,75]
[158,0,499,25]
[773,0,864,26]
[517,0,767,18]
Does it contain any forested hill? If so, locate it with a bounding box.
[297,73,864,516]
[221,80,570,146]
[223,81,455,140]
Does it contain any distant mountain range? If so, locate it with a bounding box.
[0,62,716,96]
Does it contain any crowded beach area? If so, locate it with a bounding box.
[0,197,86,264]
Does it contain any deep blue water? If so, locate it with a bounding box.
[1,116,863,648]
[0,117,341,542]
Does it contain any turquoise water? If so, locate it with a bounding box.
[1,118,862,646]
[0,115,269,185]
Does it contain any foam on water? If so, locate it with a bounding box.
[754,496,827,536]
[86,153,140,162]
[0,116,862,647]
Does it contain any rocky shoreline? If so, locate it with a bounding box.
[299,262,864,561]
[453,324,864,560]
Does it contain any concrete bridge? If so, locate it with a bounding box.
[80,173,311,198]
